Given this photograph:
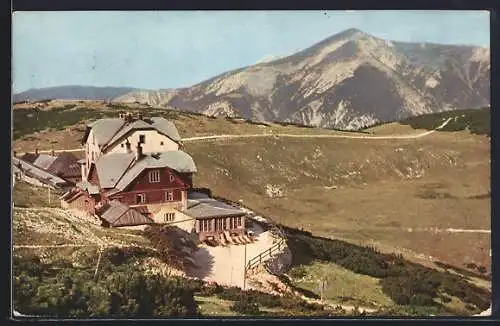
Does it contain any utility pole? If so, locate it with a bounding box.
[94,246,103,281]
[243,242,247,290]
[48,187,51,204]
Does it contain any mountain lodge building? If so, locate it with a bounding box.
[60,112,250,245]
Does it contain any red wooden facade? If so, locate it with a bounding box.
[95,167,192,207]
[109,188,185,206]
[125,167,190,191]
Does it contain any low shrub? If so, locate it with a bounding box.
[477,266,487,274]
[281,224,491,311]
[230,297,260,315]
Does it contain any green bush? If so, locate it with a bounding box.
[13,257,200,318]
[230,297,260,315]
[281,224,491,311]
[477,266,487,274]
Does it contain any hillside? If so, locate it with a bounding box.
[13,86,139,103]
[12,102,491,316]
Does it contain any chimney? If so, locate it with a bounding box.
[35,148,39,155]
[51,149,55,157]
[135,142,143,161]
[119,113,124,119]
[13,151,17,157]
[125,139,131,153]
[138,113,143,121]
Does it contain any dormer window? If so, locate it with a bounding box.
[139,134,146,144]
[149,170,160,183]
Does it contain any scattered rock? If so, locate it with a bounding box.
[266,184,284,198]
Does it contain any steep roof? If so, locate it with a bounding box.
[113,151,197,191]
[47,152,80,178]
[85,118,125,146]
[76,180,100,195]
[12,156,68,187]
[99,200,154,227]
[103,117,182,151]
[94,153,136,188]
[33,154,57,170]
[84,116,181,148]
[149,117,181,142]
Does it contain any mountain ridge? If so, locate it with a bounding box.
[14,28,490,130]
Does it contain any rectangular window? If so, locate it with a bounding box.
[139,134,146,144]
[236,217,242,227]
[165,191,174,201]
[164,213,175,222]
[149,170,160,183]
[201,220,211,232]
[216,218,223,231]
[136,193,146,204]
[229,218,234,229]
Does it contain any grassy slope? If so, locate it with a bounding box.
[13,101,361,152]
[12,102,491,315]
[184,133,490,271]
[288,262,394,309]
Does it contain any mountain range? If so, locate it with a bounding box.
[14,28,490,130]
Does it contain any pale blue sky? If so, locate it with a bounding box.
[12,10,490,93]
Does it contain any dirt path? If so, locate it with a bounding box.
[182,118,452,142]
[16,118,452,155]
[405,227,490,234]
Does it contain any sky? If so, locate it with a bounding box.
[12,10,490,93]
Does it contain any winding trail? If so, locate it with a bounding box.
[15,118,452,156]
[182,118,452,142]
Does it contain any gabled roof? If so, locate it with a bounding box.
[83,116,181,148]
[149,117,182,142]
[76,180,100,195]
[47,152,80,178]
[103,117,182,151]
[113,151,197,191]
[99,200,154,227]
[33,154,57,170]
[84,118,125,146]
[94,153,136,189]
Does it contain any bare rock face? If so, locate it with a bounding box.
[116,28,489,130]
[16,28,489,130]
